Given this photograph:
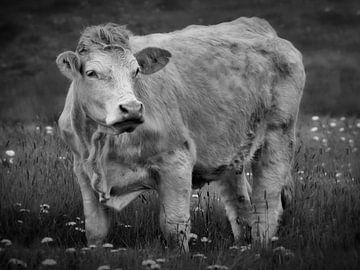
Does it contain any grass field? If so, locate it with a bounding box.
[0,116,359,269]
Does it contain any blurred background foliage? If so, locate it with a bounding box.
[0,0,359,122]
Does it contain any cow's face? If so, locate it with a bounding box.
[56,46,171,134]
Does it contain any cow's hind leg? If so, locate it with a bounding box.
[74,157,111,246]
[157,150,193,253]
[215,169,252,243]
[249,126,294,243]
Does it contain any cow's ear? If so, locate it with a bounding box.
[134,47,171,75]
[56,51,81,80]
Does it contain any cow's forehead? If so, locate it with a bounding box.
[81,49,136,69]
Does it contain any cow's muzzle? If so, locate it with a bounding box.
[111,117,144,133]
[105,100,145,134]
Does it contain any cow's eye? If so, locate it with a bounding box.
[86,70,98,78]
[133,68,140,78]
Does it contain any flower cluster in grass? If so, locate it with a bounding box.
[0,116,359,269]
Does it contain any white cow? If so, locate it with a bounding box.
[56,17,305,252]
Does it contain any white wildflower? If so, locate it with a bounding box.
[312,136,320,141]
[191,194,199,198]
[207,265,229,270]
[150,264,161,270]
[5,150,15,157]
[340,116,346,121]
[156,258,166,263]
[89,244,97,249]
[40,204,50,210]
[20,208,30,213]
[311,116,319,121]
[9,258,27,268]
[65,248,76,253]
[339,127,345,132]
[229,245,239,250]
[340,136,346,141]
[97,265,111,270]
[284,249,295,258]
[192,253,207,259]
[356,122,360,128]
[189,233,198,240]
[273,246,294,258]
[41,259,57,266]
[0,239,12,246]
[273,246,286,253]
[65,221,76,226]
[240,245,251,252]
[142,259,156,266]
[200,236,210,243]
[14,202,22,207]
[41,237,54,244]
[17,220,23,224]
[102,243,114,248]
[310,127,318,132]
[81,247,90,252]
[271,236,279,242]
[45,126,54,135]
[335,172,342,178]
[329,122,337,127]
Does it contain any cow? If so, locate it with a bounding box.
[56,17,305,252]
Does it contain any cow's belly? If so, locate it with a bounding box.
[191,163,229,189]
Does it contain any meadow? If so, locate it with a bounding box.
[0,115,359,270]
[1,0,360,269]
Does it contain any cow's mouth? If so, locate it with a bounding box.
[111,117,144,133]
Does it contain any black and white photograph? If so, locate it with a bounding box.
[0,0,359,269]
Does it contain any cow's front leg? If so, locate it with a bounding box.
[215,169,252,244]
[157,150,193,253]
[250,128,294,243]
[74,158,110,246]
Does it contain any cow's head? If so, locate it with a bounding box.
[56,23,171,134]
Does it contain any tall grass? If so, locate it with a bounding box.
[0,116,359,269]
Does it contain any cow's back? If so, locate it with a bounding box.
[128,17,304,170]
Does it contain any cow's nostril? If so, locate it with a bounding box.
[119,104,129,114]
[119,102,143,116]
